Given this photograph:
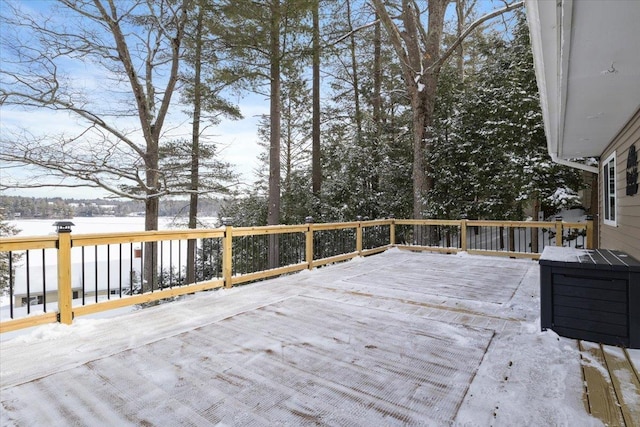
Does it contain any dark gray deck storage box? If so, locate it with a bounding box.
[540,247,639,348]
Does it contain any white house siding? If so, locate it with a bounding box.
[599,107,640,260]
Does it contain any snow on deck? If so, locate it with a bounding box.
[0,249,612,426]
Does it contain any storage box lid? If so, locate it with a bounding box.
[540,247,640,272]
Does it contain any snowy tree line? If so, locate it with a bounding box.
[0,196,221,219]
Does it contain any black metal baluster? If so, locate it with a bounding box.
[254,235,258,273]
[519,228,524,252]
[178,240,182,286]
[244,235,248,273]
[41,249,46,311]
[484,227,487,251]
[158,240,165,289]
[362,227,366,250]
[9,252,14,319]
[169,240,173,288]
[82,247,86,305]
[140,245,144,293]
[107,244,111,300]
[364,227,369,249]
[119,244,123,297]
[474,225,478,250]
[282,234,287,266]
[151,243,155,292]
[345,228,349,254]
[200,239,205,280]
[94,245,98,303]
[129,244,133,295]
[489,227,498,251]
[25,250,30,314]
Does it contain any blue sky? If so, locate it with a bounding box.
[0,0,268,199]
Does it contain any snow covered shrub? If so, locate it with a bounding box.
[547,187,581,212]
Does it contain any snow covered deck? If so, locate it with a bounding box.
[1,249,638,426]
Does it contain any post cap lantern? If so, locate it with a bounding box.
[53,221,75,233]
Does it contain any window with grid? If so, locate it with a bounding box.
[603,152,616,226]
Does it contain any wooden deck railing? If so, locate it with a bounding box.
[0,217,592,333]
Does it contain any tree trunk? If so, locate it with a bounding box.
[372,0,448,219]
[456,0,465,81]
[268,0,281,268]
[346,0,362,139]
[187,3,204,285]
[311,0,321,199]
[371,16,382,197]
[409,72,440,219]
[372,17,382,135]
[144,191,159,292]
[284,98,292,221]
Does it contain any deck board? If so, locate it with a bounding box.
[603,346,640,425]
[580,343,640,426]
[1,249,637,426]
[579,341,627,426]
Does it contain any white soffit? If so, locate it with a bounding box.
[527,0,640,159]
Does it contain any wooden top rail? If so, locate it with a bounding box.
[232,224,309,237]
[560,222,588,229]
[312,219,392,230]
[71,229,225,247]
[311,221,360,231]
[0,235,58,251]
[361,219,393,227]
[392,219,588,229]
[467,220,587,229]
[0,219,589,248]
[395,219,462,226]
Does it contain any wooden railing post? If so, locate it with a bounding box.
[586,215,594,249]
[460,218,467,252]
[555,217,563,247]
[389,216,396,246]
[305,216,314,270]
[54,221,74,325]
[223,221,233,288]
[356,216,363,255]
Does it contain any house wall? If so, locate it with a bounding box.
[599,107,640,260]
[14,289,80,308]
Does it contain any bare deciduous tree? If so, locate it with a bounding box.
[0,0,188,234]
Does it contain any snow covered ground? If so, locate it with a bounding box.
[1,249,635,426]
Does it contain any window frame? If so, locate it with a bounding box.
[602,152,617,226]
